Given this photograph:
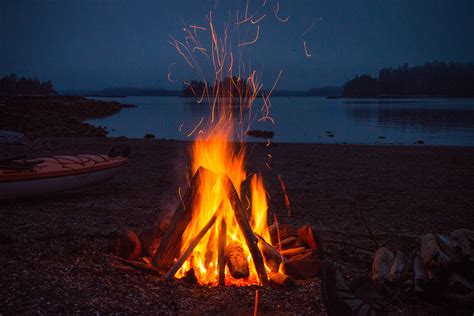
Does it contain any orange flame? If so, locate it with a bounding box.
[169,2,284,286]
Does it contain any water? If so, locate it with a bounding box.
[88,96,474,146]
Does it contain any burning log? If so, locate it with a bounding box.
[239,174,254,218]
[153,167,214,270]
[226,242,250,279]
[221,174,269,286]
[164,206,220,281]
[269,223,298,246]
[218,219,227,285]
[256,234,282,273]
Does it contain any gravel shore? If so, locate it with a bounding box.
[1,137,473,314]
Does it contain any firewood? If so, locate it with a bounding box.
[413,251,428,293]
[268,272,295,287]
[226,242,250,279]
[283,250,323,279]
[139,224,163,257]
[221,174,269,286]
[218,219,227,286]
[256,234,282,273]
[297,225,319,251]
[113,256,161,276]
[280,236,297,248]
[239,173,254,218]
[449,229,474,261]
[164,205,220,281]
[280,247,308,258]
[371,247,394,283]
[153,167,214,270]
[110,229,142,261]
[388,251,407,283]
[269,223,298,246]
[420,233,453,276]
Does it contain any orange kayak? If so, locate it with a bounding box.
[0,154,128,199]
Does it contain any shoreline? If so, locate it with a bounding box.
[0,95,136,139]
[1,137,473,314]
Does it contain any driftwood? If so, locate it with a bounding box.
[110,229,142,261]
[153,167,213,270]
[280,247,308,258]
[272,214,282,250]
[280,236,297,249]
[388,251,407,283]
[420,233,452,277]
[297,225,319,250]
[226,242,250,279]
[256,234,282,272]
[113,256,161,276]
[269,223,298,246]
[413,251,428,292]
[221,174,269,286]
[218,219,227,285]
[371,247,394,283]
[164,207,220,281]
[268,272,295,287]
[283,250,323,279]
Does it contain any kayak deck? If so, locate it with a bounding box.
[0,155,128,183]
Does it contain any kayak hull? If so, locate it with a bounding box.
[0,155,127,200]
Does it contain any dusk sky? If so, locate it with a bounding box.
[1,0,474,90]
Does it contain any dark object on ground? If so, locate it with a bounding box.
[110,229,142,261]
[416,140,425,144]
[246,130,274,139]
[144,133,156,139]
[108,146,130,157]
[322,261,383,316]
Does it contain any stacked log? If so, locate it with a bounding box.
[370,229,474,303]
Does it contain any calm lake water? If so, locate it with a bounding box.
[88,96,474,146]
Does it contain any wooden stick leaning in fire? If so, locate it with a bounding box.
[164,201,223,281]
[255,234,282,272]
[221,174,269,286]
[218,218,227,286]
[153,167,214,270]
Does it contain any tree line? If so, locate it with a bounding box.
[343,62,474,97]
[0,74,56,96]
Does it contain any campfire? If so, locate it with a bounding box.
[110,1,323,289]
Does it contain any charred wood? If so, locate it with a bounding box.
[218,219,227,286]
[222,174,269,286]
[153,167,214,270]
[256,234,282,273]
[164,207,220,281]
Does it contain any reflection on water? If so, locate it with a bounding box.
[347,106,474,130]
[88,96,474,146]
